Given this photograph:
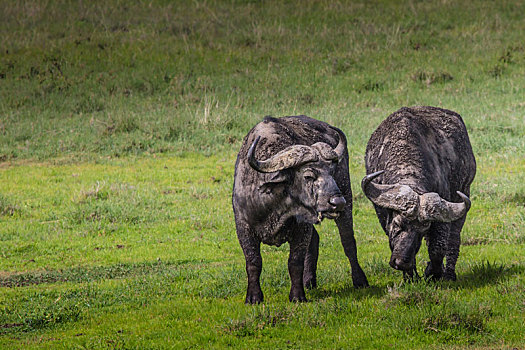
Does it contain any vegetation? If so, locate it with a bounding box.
[0,0,523,348]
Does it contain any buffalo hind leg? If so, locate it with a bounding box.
[303,226,319,289]
[335,210,369,288]
[288,223,312,302]
[444,216,466,281]
[237,224,264,304]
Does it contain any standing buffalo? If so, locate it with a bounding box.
[233,115,368,304]
[362,106,476,281]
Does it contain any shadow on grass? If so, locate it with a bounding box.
[309,284,387,302]
[308,260,525,302]
[455,261,525,290]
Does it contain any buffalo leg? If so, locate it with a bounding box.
[444,216,466,281]
[303,226,319,289]
[404,239,422,281]
[403,256,420,282]
[335,210,369,288]
[424,223,449,280]
[236,224,263,304]
[403,270,414,281]
[288,223,312,302]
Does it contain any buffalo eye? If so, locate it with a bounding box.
[418,221,432,231]
[303,170,316,181]
[389,215,403,236]
[390,225,401,237]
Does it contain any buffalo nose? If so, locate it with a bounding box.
[329,196,346,211]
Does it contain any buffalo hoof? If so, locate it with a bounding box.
[424,271,444,281]
[303,278,317,290]
[424,262,444,281]
[403,272,421,282]
[352,269,369,288]
[289,289,307,303]
[443,271,457,281]
[353,279,369,288]
[402,266,421,282]
[289,295,308,303]
[245,290,264,304]
[403,273,414,282]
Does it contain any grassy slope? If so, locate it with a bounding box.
[0,0,524,348]
[1,0,524,161]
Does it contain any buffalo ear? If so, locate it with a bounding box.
[259,171,288,194]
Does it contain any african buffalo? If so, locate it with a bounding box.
[233,115,368,303]
[362,106,476,281]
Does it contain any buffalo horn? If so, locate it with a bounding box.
[418,191,471,222]
[247,136,319,173]
[361,170,385,194]
[332,127,347,162]
[362,171,471,222]
[361,170,420,217]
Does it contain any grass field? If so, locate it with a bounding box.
[1,0,524,348]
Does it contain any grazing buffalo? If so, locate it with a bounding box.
[233,115,368,303]
[362,106,476,281]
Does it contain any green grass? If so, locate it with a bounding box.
[0,155,523,349]
[1,0,524,348]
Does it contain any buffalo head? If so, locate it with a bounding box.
[361,170,471,273]
[247,130,347,224]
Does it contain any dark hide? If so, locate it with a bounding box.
[363,106,476,281]
[233,115,368,303]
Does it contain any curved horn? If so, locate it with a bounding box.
[361,170,419,217]
[361,170,385,194]
[457,191,471,212]
[332,127,347,161]
[247,136,318,173]
[418,191,471,222]
[362,171,472,222]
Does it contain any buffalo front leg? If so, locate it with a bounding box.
[335,210,369,288]
[288,223,312,302]
[402,256,421,282]
[303,226,319,289]
[236,224,263,304]
[444,216,466,281]
[424,223,449,280]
